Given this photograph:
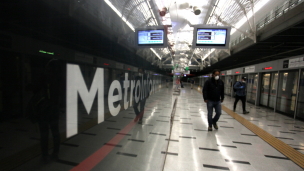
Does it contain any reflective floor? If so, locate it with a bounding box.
[13,83,304,171]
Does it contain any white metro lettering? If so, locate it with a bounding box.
[66,64,104,138]
[66,64,159,138]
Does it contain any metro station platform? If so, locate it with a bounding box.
[12,83,304,171]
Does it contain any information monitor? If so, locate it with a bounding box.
[192,25,231,49]
[135,26,168,48]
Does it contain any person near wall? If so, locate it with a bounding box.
[233,77,250,114]
[133,67,149,124]
[28,59,61,162]
[191,78,195,89]
[203,69,224,131]
[166,78,169,88]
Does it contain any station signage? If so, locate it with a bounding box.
[289,57,304,68]
[66,64,160,138]
[235,71,240,74]
[244,66,255,73]
[283,60,289,68]
[116,62,124,69]
[262,67,272,70]
[226,70,232,75]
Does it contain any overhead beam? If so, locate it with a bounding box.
[235,0,254,33]
[214,14,255,41]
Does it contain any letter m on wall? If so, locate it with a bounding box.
[66,64,104,138]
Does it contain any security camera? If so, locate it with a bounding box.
[193,6,201,15]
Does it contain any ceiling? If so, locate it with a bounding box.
[0,0,303,76]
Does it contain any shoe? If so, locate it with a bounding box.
[233,109,236,112]
[138,121,142,124]
[243,111,249,114]
[213,122,218,130]
[208,126,213,131]
[134,117,139,122]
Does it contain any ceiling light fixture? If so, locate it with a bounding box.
[146,0,159,25]
[104,0,135,32]
[150,48,161,59]
[202,48,215,61]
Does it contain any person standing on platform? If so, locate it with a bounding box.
[233,77,249,114]
[28,59,62,162]
[203,69,224,131]
[191,78,195,89]
[133,67,149,124]
[176,78,180,90]
[166,78,169,88]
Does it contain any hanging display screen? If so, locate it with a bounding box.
[192,25,231,49]
[138,29,164,46]
[196,29,227,46]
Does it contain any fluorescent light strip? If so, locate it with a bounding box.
[202,49,215,61]
[104,0,135,32]
[207,0,220,24]
[146,0,158,25]
[150,48,161,59]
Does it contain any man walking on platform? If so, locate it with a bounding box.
[203,69,224,131]
[191,78,195,89]
[166,78,169,88]
[233,77,249,114]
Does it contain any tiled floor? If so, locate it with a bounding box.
[12,83,304,171]
[163,84,303,171]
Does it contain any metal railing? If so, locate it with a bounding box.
[230,0,304,47]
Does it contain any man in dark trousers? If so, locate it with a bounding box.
[233,77,249,114]
[31,59,61,162]
[191,79,195,89]
[203,69,224,131]
[166,78,169,88]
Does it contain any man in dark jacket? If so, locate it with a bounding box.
[233,77,249,114]
[203,69,224,131]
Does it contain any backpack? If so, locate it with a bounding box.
[233,81,242,92]
[26,83,52,123]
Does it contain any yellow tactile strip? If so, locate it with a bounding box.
[222,105,304,169]
[194,86,304,168]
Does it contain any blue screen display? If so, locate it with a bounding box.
[196,29,227,45]
[138,30,164,45]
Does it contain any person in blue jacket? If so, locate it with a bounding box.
[233,77,249,114]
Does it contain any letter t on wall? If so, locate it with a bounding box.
[123,73,129,109]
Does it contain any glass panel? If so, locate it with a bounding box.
[276,70,299,115]
[0,52,170,170]
[269,73,278,108]
[252,74,258,103]
[246,74,253,102]
[235,75,241,82]
[260,73,271,106]
[297,71,304,119]
[224,76,232,96]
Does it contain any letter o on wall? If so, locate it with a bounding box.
[108,80,122,116]
[135,80,141,103]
